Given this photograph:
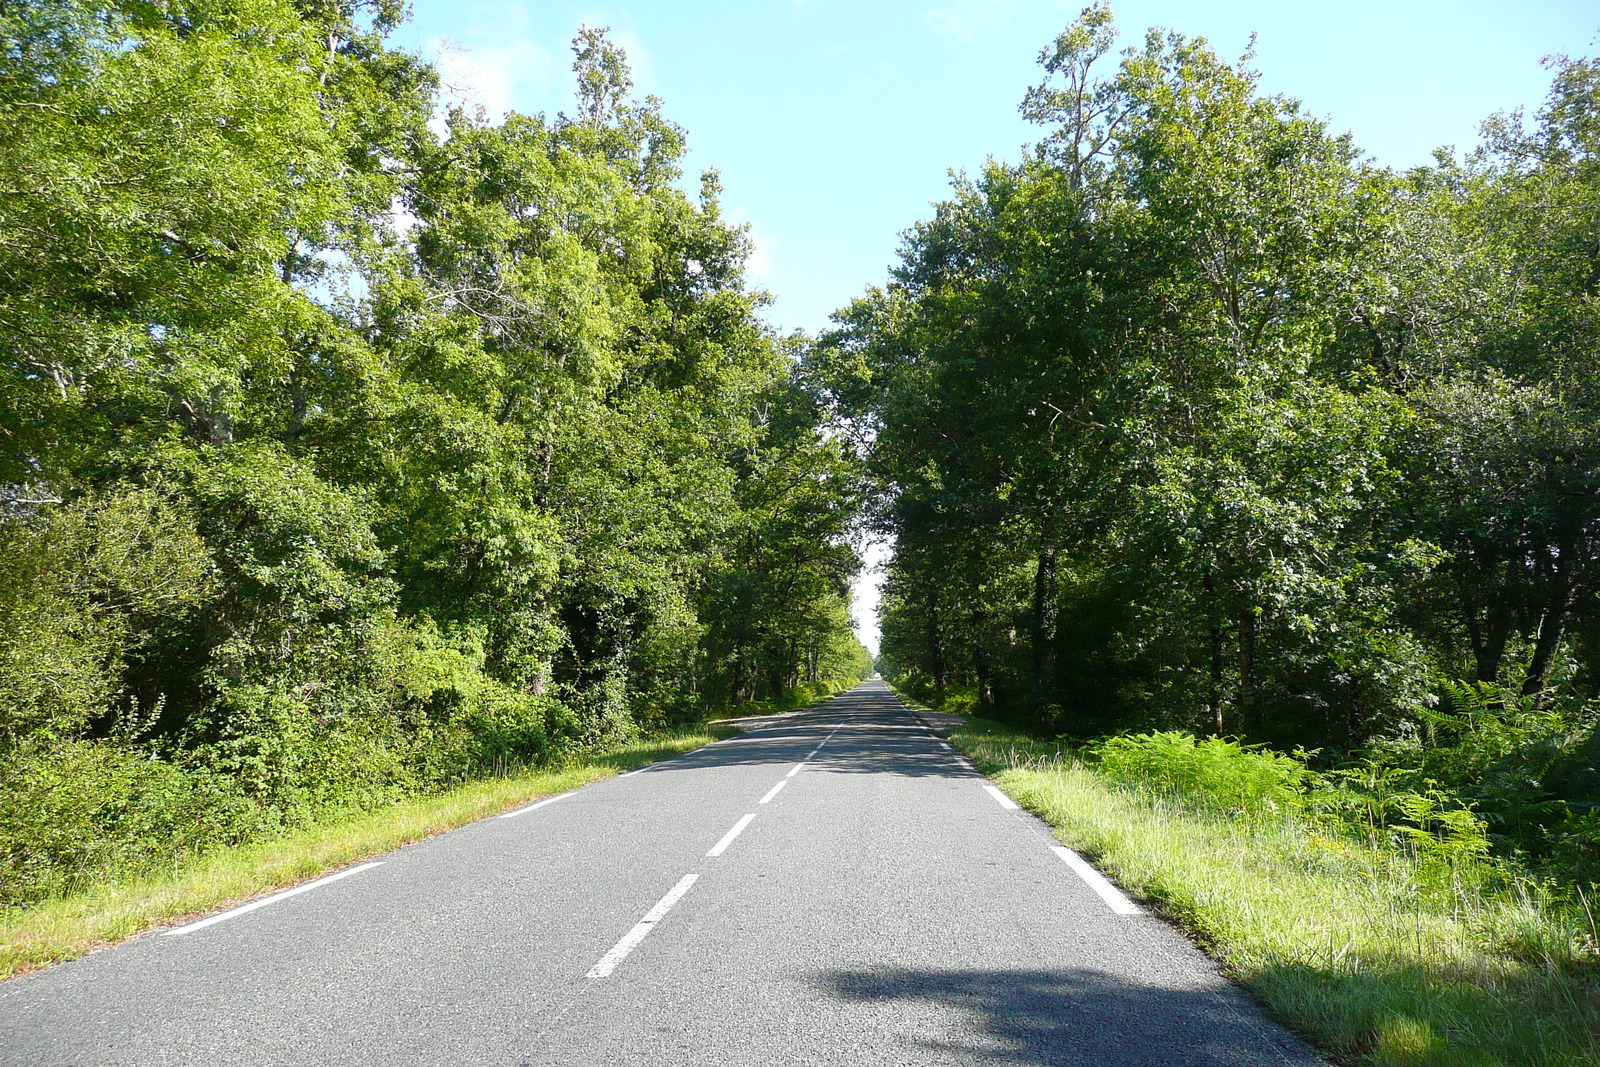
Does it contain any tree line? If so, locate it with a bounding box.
[0,0,868,905]
[813,6,1598,878]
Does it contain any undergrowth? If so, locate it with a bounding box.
[710,676,862,719]
[935,711,1600,1067]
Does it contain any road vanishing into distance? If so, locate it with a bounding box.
[0,681,1321,1066]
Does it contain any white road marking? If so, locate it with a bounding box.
[619,769,644,778]
[163,863,384,936]
[707,813,757,856]
[500,791,572,819]
[1053,846,1142,915]
[586,873,699,978]
[983,784,1020,810]
[786,762,806,778]
[759,780,788,804]
[804,721,852,761]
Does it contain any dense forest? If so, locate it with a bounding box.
[0,0,868,905]
[814,7,1599,881]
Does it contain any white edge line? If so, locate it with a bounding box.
[707,813,757,856]
[1053,846,1142,915]
[163,862,384,936]
[500,791,572,819]
[586,872,700,978]
[786,762,806,778]
[619,768,644,778]
[758,779,788,804]
[983,784,1020,811]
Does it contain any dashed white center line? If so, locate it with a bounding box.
[983,784,1020,810]
[786,762,806,778]
[805,720,853,760]
[163,862,384,936]
[586,873,700,978]
[759,780,787,804]
[499,792,572,818]
[1053,846,1142,915]
[707,813,756,857]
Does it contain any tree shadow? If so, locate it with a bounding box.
[637,714,985,778]
[819,966,1321,1065]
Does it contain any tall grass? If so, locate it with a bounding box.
[0,729,721,981]
[949,719,1600,1067]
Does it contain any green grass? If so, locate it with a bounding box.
[944,716,1600,1067]
[0,729,723,982]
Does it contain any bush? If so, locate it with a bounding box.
[0,489,213,747]
[1089,729,1502,902]
[1092,730,1312,816]
[0,740,257,906]
[891,674,979,713]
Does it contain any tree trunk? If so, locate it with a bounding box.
[1031,540,1058,693]
[1205,569,1224,735]
[1467,577,1513,685]
[1522,544,1577,698]
[1237,605,1258,736]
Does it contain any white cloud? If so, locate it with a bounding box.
[430,35,555,132]
[612,26,656,94]
[925,0,1020,40]
[389,193,419,237]
[728,206,776,285]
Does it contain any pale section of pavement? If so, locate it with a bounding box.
[0,681,1322,1066]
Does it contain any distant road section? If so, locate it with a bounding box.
[0,681,1321,1065]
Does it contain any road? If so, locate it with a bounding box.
[0,680,1320,1066]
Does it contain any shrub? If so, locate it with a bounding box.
[0,740,256,906]
[1092,730,1312,816]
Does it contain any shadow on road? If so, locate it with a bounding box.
[819,966,1314,1066]
[639,714,984,779]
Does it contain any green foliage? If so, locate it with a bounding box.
[1341,682,1600,881]
[0,13,865,909]
[824,7,1600,888]
[1092,731,1311,817]
[0,489,213,747]
[0,740,252,907]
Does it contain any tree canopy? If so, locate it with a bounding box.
[815,5,1599,879]
[0,0,869,905]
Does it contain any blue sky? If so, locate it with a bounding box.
[396,0,1597,655]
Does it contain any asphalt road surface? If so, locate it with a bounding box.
[0,680,1321,1066]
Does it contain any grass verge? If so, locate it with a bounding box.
[0,728,723,982]
[943,716,1600,1067]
